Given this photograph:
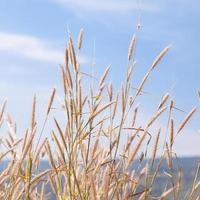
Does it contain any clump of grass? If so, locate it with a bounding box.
[0,29,199,200]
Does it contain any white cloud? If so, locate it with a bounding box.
[0,32,88,64]
[0,32,64,63]
[52,0,157,13]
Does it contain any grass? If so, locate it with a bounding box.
[0,29,199,200]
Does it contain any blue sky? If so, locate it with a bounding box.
[0,0,199,156]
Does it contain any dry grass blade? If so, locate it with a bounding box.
[165,143,173,169]
[151,128,161,168]
[121,85,125,112]
[68,36,77,72]
[190,163,200,197]
[54,118,68,153]
[48,174,58,196]
[112,92,119,120]
[151,158,163,186]
[31,94,36,132]
[170,119,174,149]
[77,28,84,50]
[176,107,197,134]
[135,71,150,97]
[107,82,113,101]
[61,65,67,95]
[131,106,138,127]
[159,186,176,200]
[0,147,15,161]
[147,107,167,128]
[124,130,139,154]
[33,138,47,165]
[89,101,115,121]
[0,100,6,122]
[127,130,148,169]
[197,90,200,100]
[45,140,56,170]
[99,65,111,87]
[150,45,170,71]
[65,60,73,90]
[158,92,169,110]
[21,129,36,161]
[192,180,200,194]
[30,170,51,189]
[65,47,69,67]
[46,88,56,115]
[127,61,136,82]
[51,130,66,163]
[128,34,136,61]
[90,175,97,200]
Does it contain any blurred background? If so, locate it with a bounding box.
[0,0,199,156]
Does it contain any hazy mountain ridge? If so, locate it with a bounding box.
[1,157,199,199]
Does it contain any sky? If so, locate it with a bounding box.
[0,0,199,156]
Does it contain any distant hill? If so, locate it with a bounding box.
[130,157,200,199]
[0,157,199,199]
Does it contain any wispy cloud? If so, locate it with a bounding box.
[0,32,88,64]
[52,0,157,13]
[0,32,64,63]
